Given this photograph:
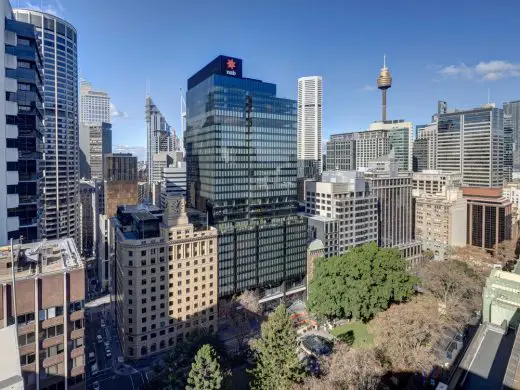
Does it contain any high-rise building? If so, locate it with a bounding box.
[504,114,514,182]
[414,122,437,171]
[79,80,110,125]
[0,238,86,389]
[297,76,322,177]
[14,9,80,242]
[463,187,512,252]
[186,55,307,298]
[145,97,177,185]
[368,120,413,171]
[103,153,138,218]
[160,154,186,208]
[437,105,504,187]
[2,5,44,244]
[79,122,112,179]
[112,196,218,360]
[325,130,390,171]
[79,179,102,259]
[412,138,429,172]
[503,100,520,169]
[305,171,378,258]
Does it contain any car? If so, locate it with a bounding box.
[104,341,110,348]
[96,335,103,344]
[93,381,100,390]
[91,363,99,376]
[100,319,106,328]
[88,352,96,363]
[105,349,111,358]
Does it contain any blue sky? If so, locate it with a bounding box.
[19,0,520,160]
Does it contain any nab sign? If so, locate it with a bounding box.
[220,56,242,78]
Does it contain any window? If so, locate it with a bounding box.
[18,332,35,346]
[128,251,133,257]
[17,312,35,325]
[72,337,83,349]
[20,353,36,366]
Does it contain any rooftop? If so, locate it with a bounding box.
[0,326,23,389]
[0,238,82,282]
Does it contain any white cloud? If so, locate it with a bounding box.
[437,60,520,81]
[113,145,146,161]
[23,0,64,16]
[110,102,129,119]
[361,85,376,91]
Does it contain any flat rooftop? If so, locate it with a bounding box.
[0,238,82,282]
[0,325,23,389]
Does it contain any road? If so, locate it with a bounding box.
[461,327,515,390]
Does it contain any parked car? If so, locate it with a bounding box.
[105,348,111,358]
[88,352,96,363]
[93,381,100,390]
[91,363,99,376]
[96,335,103,344]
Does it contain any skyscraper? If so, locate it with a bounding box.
[79,122,112,179]
[503,100,520,169]
[186,55,307,298]
[103,153,138,218]
[146,97,177,185]
[297,76,322,177]
[79,80,110,124]
[14,9,80,242]
[2,4,44,244]
[437,105,504,187]
[504,114,513,182]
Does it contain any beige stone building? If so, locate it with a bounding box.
[414,188,467,259]
[412,170,462,197]
[0,238,85,390]
[113,195,218,360]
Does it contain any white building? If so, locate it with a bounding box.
[79,80,110,124]
[0,325,23,389]
[503,182,520,209]
[305,171,378,258]
[412,170,462,197]
[161,162,186,208]
[297,76,322,177]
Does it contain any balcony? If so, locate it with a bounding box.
[41,334,64,349]
[7,194,19,209]
[70,328,84,340]
[18,194,38,205]
[42,315,64,329]
[42,352,64,369]
[70,346,84,359]
[70,309,84,322]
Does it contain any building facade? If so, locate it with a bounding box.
[437,105,504,187]
[103,153,138,218]
[186,55,307,298]
[79,80,110,125]
[0,238,85,390]
[415,122,437,170]
[305,171,378,258]
[463,187,512,252]
[297,76,322,178]
[412,138,429,172]
[368,120,413,171]
[2,6,44,244]
[414,188,467,259]
[14,9,80,243]
[79,122,112,179]
[504,114,513,182]
[113,197,218,360]
[79,180,102,259]
[503,100,520,170]
[412,170,462,197]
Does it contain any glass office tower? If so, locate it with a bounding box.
[186,56,307,297]
[14,9,79,242]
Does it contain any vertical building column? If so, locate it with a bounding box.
[495,206,499,248]
[482,206,486,250]
[3,284,7,327]
[468,204,473,246]
[63,271,68,390]
[35,277,39,390]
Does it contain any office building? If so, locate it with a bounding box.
[504,100,520,169]
[146,96,176,185]
[79,80,110,125]
[103,153,138,218]
[305,171,378,258]
[412,170,462,197]
[364,164,413,248]
[376,56,392,121]
[79,122,112,179]
[463,187,512,252]
[79,180,102,259]
[414,187,467,259]
[138,182,150,204]
[0,325,24,389]
[412,138,429,172]
[186,55,307,298]
[503,182,520,210]
[437,105,504,187]
[113,196,218,360]
[2,5,44,244]
[0,238,85,390]
[161,156,186,208]
[297,76,322,178]
[14,9,80,242]
[369,120,413,171]
[325,130,390,171]
[504,114,513,182]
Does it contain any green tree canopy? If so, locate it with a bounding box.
[249,304,303,390]
[307,242,418,321]
[186,344,223,390]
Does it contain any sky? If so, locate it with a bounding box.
[17,0,520,161]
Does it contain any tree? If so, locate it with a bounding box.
[298,343,386,390]
[370,295,446,374]
[249,304,303,390]
[420,259,484,324]
[495,239,520,270]
[236,289,261,314]
[307,242,418,321]
[186,344,224,390]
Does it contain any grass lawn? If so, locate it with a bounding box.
[330,322,374,348]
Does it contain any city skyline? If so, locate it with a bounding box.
[18,0,520,160]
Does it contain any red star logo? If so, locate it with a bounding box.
[226,59,236,70]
